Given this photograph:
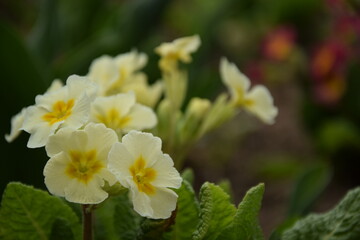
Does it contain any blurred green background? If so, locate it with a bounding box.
[1,0,360,237]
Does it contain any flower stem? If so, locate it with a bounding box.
[82,204,93,240]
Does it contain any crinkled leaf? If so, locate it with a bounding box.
[94,192,141,240]
[165,180,199,240]
[282,187,360,240]
[192,182,236,240]
[217,183,265,240]
[0,182,81,240]
[136,214,176,240]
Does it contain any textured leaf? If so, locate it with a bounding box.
[94,192,141,240]
[192,182,236,240]
[166,180,200,240]
[0,182,81,240]
[288,163,331,217]
[217,183,265,240]
[282,187,360,240]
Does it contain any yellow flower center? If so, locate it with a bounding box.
[65,150,103,184]
[42,99,75,125]
[235,88,254,107]
[96,108,131,130]
[129,156,157,195]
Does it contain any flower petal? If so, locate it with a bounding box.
[151,153,182,189]
[245,85,278,124]
[64,176,108,204]
[108,142,135,188]
[148,187,178,219]
[84,123,118,162]
[44,151,72,197]
[5,108,26,143]
[123,104,157,132]
[130,190,153,217]
[220,58,250,102]
[121,131,162,166]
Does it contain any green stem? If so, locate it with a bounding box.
[82,204,93,240]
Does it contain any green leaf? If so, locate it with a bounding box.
[166,180,200,240]
[0,182,81,240]
[288,162,332,217]
[192,182,236,240]
[217,183,265,240]
[282,187,360,240]
[94,192,141,240]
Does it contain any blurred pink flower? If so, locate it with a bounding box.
[262,26,296,61]
[310,41,348,80]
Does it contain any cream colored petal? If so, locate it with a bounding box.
[245,85,278,124]
[5,108,26,143]
[43,151,72,197]
[220,58,250,102]
[26,122,60,149]
[64,175,108,204]
[130,189,153,217]
[175,35,201,62]
[151,153,182,189]
[88,55,119,88]
[115,50,148,73]
[98,168,117,186]
[46,79,63,93]
[123,104,157,132]
[22,106,47,132]
[45,127,77,157]
[108,142,134,188]
[64,94,91,129]
[84,123,118,162]
[148,187,178,219]
[66,75,98,100]
[121,131,162,166]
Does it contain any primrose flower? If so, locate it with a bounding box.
[155,35,201,72]
[87,51,148,96]
[121,74,163,108]
[108,131,182,219]
[90,92,157,136]
[220,58,278,124]
[44,123,118,204]
[22,75,98,148]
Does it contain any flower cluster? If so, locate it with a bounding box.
[6,35,278,219]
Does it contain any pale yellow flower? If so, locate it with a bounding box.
[90,92,157,136]
[155,35,201,72]
[87,51,148,96]
[121,74,163,108]
[44,123,118,204]
[220,58,278,124]
[108,131,182,219]
[22,75,98,148]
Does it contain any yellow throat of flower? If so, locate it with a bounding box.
[65,150,103,184]
[96,108,131,130]
[42,99,75,125]
[129,156,157,195]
